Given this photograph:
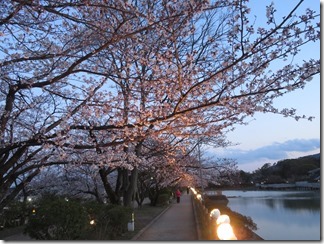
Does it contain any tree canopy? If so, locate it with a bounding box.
[0,0,320,208]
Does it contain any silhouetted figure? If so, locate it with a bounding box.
[176,189,181,203]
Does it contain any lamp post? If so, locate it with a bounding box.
[198,138,204,193]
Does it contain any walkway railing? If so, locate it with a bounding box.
[191,187,237,241]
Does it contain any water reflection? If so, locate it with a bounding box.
[261,197,320,212]
[217,190,320,240]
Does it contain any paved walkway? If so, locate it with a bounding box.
[1,231,32,241]
[132,193,198,241]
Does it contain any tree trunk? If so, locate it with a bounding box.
[123,167,138,207]
[122,141,142,207]
[0,169,40,211]
[98,168,120,204]
[135,191,144,207]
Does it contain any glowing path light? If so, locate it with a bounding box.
[190,187,197,195]
[217,223,237,240]
[210,208,220,220]
[196,194,202,201]
[209,210,238,240]
[216,214,230,225]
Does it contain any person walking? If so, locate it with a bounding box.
[176,189,181,203]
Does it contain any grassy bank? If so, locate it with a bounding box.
[118,203,169,240]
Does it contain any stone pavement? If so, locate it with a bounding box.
[132,192,198,241]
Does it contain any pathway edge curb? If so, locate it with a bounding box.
[131,203,173,240]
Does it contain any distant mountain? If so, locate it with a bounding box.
[250,153,320,184]
[304,153,320,160]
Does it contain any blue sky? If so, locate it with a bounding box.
[207,0,321,172]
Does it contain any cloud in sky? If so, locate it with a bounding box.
[207,138,320,172]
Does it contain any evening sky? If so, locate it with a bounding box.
[208,0,321,172]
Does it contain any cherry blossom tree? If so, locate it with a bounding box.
[0,0,320,209]
[1,0,199,209]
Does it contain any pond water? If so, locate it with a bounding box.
[208,190,321,240]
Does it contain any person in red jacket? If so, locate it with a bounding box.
[175,189,181,203]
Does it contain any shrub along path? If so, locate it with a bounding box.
[0,201,169,241]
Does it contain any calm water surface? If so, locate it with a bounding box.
[216,190,321,240]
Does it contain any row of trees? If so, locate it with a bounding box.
[0,0,320,209]
[21,141,239,206]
